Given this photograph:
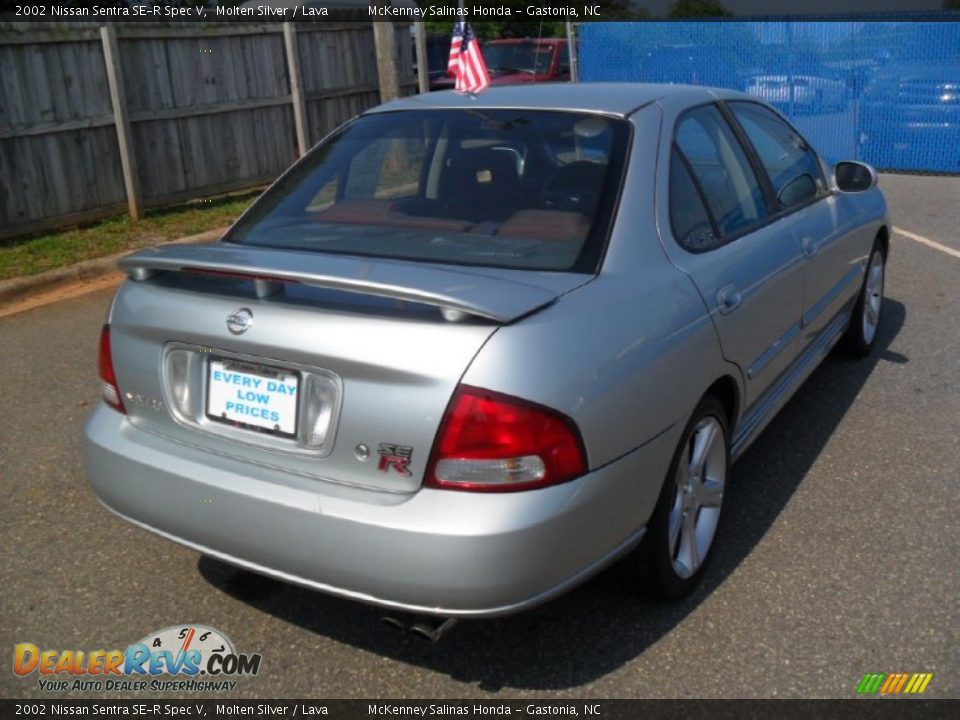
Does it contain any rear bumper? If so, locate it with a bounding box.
[84,405,676,617]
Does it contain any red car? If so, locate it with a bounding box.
[484,38,571,85]
[432,38,570,91]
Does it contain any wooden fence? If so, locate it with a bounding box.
[0,22,417,240]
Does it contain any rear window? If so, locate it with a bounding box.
[226,110,630,273]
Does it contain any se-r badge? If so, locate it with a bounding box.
[378,443,413,476]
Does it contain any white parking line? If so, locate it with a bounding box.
[893,226,960,260]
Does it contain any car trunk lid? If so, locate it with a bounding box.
[107,243,590,493]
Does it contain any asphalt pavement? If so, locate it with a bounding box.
[1,174,957,699]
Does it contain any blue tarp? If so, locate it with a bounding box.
[579,18,960,173]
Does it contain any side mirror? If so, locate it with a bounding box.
[834,161,878,193]
[777,173,818,207]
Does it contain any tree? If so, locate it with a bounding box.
[597,0,652,19]
[667,0,733,18]
[425,1,651,41]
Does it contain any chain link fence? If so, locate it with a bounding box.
[579,17,960,174]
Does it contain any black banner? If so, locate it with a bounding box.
[3,1,622,25]
[0,700,958,719]
[3,1,957,25]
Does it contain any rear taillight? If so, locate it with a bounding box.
[425,385,587,492]
[98,325,125,413]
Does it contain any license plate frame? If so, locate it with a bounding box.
[205,357,301,439]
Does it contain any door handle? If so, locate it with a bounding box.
[801,236,818,258]
[716,284,742,314]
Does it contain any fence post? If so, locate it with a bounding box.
[372,12,400,103]
[414,21,429,94]
[283,22,309,156]
[100,25,141,221]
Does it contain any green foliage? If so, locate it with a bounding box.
[0,192,259,281]
[425,1,651,40]
[425,5,559,40]
[667,0,733,18]
[590,0,652,20]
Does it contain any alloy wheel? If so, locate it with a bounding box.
[668,416,727,580]
[862,251,885,346]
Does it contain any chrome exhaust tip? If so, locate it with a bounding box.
[409,617,458,643]
[381,616,406,633]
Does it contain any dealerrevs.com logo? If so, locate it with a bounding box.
[13,624,262,693]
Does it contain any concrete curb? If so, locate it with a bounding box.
[0,227,226,306]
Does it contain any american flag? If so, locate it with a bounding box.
[447,20,490,94]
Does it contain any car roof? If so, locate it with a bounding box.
[366,82,738,118]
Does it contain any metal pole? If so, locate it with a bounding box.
[566,21,578,82]
[786,21,795,118]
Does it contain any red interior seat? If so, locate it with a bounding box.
[497,210,591,242]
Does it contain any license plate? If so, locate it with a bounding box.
[206,358,300,437]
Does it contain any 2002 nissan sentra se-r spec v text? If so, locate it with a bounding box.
[85,84,889,624]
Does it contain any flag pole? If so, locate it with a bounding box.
[449,0,489,97]
[460,0,467,97]
[459,0,466,98]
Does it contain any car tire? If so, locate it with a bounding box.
[839,240,886,358]
[619,395,729,599]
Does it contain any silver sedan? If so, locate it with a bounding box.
[85,84,889,626]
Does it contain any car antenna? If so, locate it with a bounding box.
[460,0,478,98]
[536,15,544,73]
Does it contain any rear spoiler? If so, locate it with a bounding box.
[118,243,560,323]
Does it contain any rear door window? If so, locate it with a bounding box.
[728,102,825,210]
[674,105,768,239]
[669,147,719,252]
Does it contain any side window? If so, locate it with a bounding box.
[670,147,719,252]
[344,133,427,201]
[558,45,570,76]
[306,177,338,213]
[533,44,554,74]
[675,105,767,238]
[728,102,824,209]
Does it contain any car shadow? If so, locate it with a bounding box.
[198,298,906,691]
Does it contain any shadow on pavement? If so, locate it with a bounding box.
[199,299,906,691]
